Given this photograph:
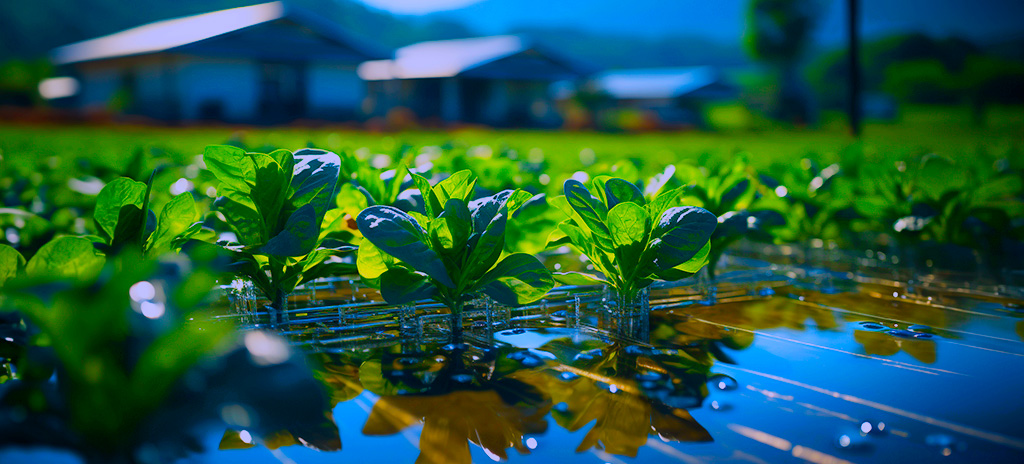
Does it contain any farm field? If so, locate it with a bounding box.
[1,105,1024,464]
[2,105,1022,177]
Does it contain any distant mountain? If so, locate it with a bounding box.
[509,28,750,69]
[427,0,747,42]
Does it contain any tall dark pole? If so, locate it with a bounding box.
[848,0,862,137]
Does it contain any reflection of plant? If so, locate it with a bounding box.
[356,170,554,316]
[549,176,717,305]
[0,250,334,463]
[519,338,713,457]
[203,145,354,323]
[356,343,550,463]
[854,329,936,364]
[364,390,548,463]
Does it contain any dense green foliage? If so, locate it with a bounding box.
[549,177,716,303]
[202,145,355,323]
[356,170,554,313]
[0,119,1022,462]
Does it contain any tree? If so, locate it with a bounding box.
[744,0,822,125]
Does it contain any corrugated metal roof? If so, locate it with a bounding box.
[52,2,387,65]
[358,35,526,80]
[594,66,721,100]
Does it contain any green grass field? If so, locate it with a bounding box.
[1,105,1021,177]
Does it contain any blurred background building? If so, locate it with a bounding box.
[2,0,1023,130]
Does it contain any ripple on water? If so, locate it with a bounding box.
[858,321,887,331]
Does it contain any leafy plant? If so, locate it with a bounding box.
[330,153,424,245]
[757,159,859,245]
[0,236,105,286]
[202,145,353,324]
[0,249,336,463]
[355,170,554,321]
[676,157,783,278]
[89,176,204,257]
[547,176,717,307]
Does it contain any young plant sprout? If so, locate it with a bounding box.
[356,170,554,333]
[548,176,717,311]
[203,145,353,326]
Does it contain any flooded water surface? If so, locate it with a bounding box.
[186,261,1024,464]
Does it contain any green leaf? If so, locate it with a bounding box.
[379,268,437,304]
[608,202,650,276]
[386,163,410,205]
[203,145,255,193]
[146,193,198,256]
[0,244,26,286]
[464,205,507,282]
[215,188,266,246]
[607,202,649,250]
[250,153,288,234]
[432,170,476,206]
[356,240,395,281]
[478,253,554,306]
[260,203,319,257]
[268,148,295,179]
[564,179,614,252]
[604,178,646,208]
[356,206,454,288]
[544,228,571,250]
[652,206,717,270]
[411,172,438,218]
[94,177,146,240]
[647,186,684,222]
[25,236,105,282]
[432,198,472,252]
[553,271,606,286]
[287,149,341,230]
[653,241,710,281]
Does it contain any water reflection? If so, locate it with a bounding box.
[283,331,720,462]
[205,285,1024,463]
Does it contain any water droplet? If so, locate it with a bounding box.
[573,352,594,362]
[451,373,474,383]
[860,420,886,435]
[708,374,738,391]
[559,371,579,381]
[553,402,569,413]
[524,437,538,449]
[757,287,776,297]
[908,324,932,332]
[887,329,916,338]
[859,321,887,330]
[913,333,935,339]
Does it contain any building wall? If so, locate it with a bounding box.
[75,66,123,111]
[306,63,364,119]
[173,56,259,121]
